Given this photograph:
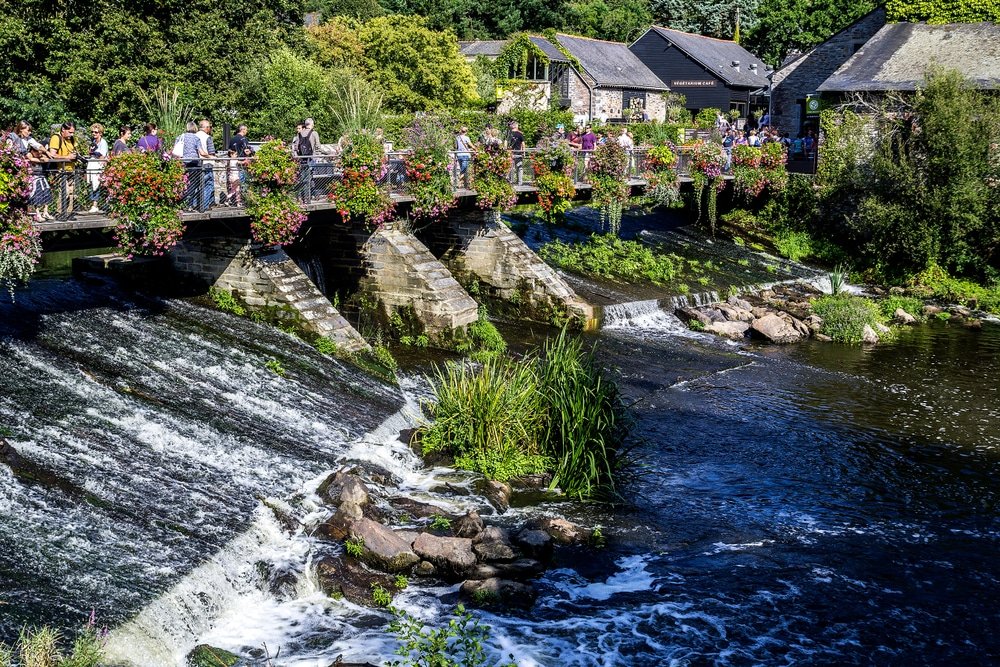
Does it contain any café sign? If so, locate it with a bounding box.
[670,80,717,87]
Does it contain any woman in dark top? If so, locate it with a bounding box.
[111,126,131,156]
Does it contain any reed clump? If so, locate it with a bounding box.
[417,328,631,500]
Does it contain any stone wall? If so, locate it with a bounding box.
[171,238,369,352]
[771,7,886,138]
[594,89,624,122]
[645,92,667,122]
[359,226,479,339]
[419,210,596,328]
[567,68,593,122]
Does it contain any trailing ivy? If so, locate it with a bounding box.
[493,33,550,82]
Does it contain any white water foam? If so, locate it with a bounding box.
[601,300,701,338]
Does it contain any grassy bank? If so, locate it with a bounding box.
[416,329,632,500]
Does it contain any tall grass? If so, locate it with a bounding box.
[331,77,384,137]
[813,294,885,343]
[0,622,104,667]
[417,329,632,499]
[137,85,194,142]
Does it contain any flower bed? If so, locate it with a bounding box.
[531,139,576,221]
[329,131,395,226]
[101,151,187,257]
[245,139,306,245]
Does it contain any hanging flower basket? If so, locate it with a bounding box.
[101,151,187,257]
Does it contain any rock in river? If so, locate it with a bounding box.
[348,518,420,572]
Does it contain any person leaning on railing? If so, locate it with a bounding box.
[7,121,54,221]
[86,124,109,213]
[49,122,79,216]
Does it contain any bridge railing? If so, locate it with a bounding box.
[34,147,694,222]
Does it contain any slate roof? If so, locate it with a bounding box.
[642,26,770,89]
[818,22,1000,92]
[554,33,669,90]
[458,38,569,62]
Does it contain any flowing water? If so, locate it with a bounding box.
[2,231,1000,664]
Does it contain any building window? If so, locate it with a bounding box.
[509,56,549,81]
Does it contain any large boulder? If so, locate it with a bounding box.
[781,313,811,337]
[388,496,448,520]
[862,325,879,344]
[922,304,943,316]
[674,306,713,327]
[705,320,750,339]
[315,554,396,607]
[702,308,727,323]
[472,558,545,581]
[894,308,916,325]
[513,529,553,561]
[478,480,511,513]
[460,578,536,608]
[315,501,365,541]
[717,303,754,322]
[803,314,824,333]
[750,314,804,343]
[473,526,516,562]
[534,517,587,545]
[453,511,484,539]
[348,518,420,572]
[727,295,753,312]
[317,472,370,508]
[413,532,477,578]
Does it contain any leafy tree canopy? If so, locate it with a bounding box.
[745,0,876,65]
[886,0,1000,22]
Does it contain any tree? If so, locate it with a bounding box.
[746,0,875,66]
[886,0,1000,23]
[564,0,653,42]
[649,0,757,40]
[357,15,478,112]
[306,18,366,69]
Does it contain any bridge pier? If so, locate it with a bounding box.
[170,238,369,352]
[419,210,596,329]
[358,225,479,342]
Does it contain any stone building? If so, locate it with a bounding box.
[459,34,670,123]
[630,26,771,119]
[770,7,887,138]
[817,20,1000,96]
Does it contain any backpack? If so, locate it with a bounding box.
[297,130,314,157]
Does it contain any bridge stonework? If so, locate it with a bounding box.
[170,239,369,352]
[359,226,480,340]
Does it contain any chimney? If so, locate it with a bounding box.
[731,60,740,72]
[749,63,758,73]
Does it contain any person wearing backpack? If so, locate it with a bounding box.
[48,122,79,217]
[293,118,320,200]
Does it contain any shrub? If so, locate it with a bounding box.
[388,604,514,667]
[813,294,885,343]
[371,584,393,607]
[208,287,246,316]
[329,130,395,226]
[539,234,681,286]
[531,138,576,221]
[880,295,926,321]
[587,140,630,234]
[404,115,457,221]
[344,536,365,558]
[907,264,1000,314]
[417,328,631,499]
[455,310,507,361]
[774,229,813,262]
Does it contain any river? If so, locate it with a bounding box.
[1,222,998,665]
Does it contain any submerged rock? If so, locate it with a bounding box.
[388,496,448,520]
[460,577,536,608]
[750,314,804,344]
[349,518,420,572]
[315,554,395,607]
[472,558,545,581]
[413,532,477,578]
[187,645,241,667]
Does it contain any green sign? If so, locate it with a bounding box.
[805,94,826,116]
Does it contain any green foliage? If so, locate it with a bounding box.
[880,295,926,321]
[564,0,653,42]
[746,0,877,65]
[388,604,514,667]
[531,139,577,221]
[908,264,1000,314]
[394,574,409,590]
[455,310,508,362]
[687,318,705,331]
[404,115,458,220]
[886,0,1000,22]
[429,515,453,530]
[371,343,400,375]
[358,16,479,112]
[313,336,340,355]
[137,86,195,144]
[774,230,813,262]
[371,584,393,607]
[0,622,104,667]
[186,644,240,667]
[694,107,722,130]
[588,140,631,234]
[101,151,187,257]
[245,139,306,245]
[209,288,247,316]
[265,359,287,377]
[330,76,385,137]
[494,33,550,81]
[330,130,396,225]
[829,264,848,295]
[816,70,1000,282]
[936,310,953,321]
[418,328,630,498]
[813,294,885,343]
[344,536,366,558]
[539,234,682,286]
